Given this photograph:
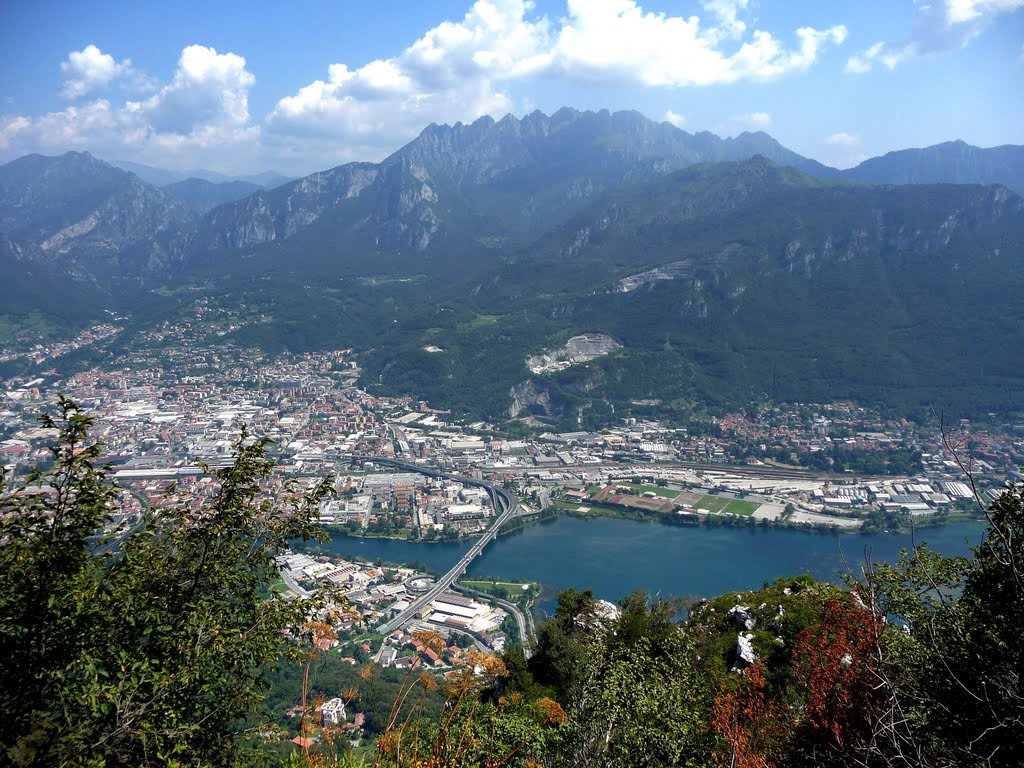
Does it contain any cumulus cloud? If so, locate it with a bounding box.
[548,1,846,86]
[0,115,32,151]
[127,45,255,141]
[59,45,135,100]
[826,131,860,146]
[3,45,259,169]
[846,0,1024,73]
[733,111,773,129]
[663,109,687,128]
[701,0,751,43]
[267,0,549,147]
[267,0,845,156]
[3,2,848,172]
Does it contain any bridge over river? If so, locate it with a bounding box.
[346,456,526,639]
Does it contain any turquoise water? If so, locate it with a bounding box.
[310,517,985,616]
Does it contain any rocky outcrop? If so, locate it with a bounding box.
[507,380,572,421]
[733,633,758,670]
[526,333,622,375]
[727,605,758,631]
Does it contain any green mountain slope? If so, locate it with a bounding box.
[364,158,1024,424]
[0,151,194,283]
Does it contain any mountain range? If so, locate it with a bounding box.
[1,107,1022,424]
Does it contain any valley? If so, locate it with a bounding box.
[4,0,1024,761]
[1,109,1022,431]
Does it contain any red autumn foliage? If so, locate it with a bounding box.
[711,663,793,768]
[790,594,885,752]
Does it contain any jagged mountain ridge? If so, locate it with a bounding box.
[383,107,833,238]
[174,108,837,270]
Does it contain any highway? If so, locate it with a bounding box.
[453,583,533,655]
[346,456,525,637]
[279,565,312,598]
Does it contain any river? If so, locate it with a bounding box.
[306,516,986,617]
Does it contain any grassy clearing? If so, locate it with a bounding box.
[694,495,731,513]
[722,499,760,517]
[0,312,59,345]
[552,500,591,513]
[461,579,532,592]
[459,579,537,604]
[460,313,501,331]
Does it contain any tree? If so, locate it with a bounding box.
[862,481,1024,767]
[0,397,330,767]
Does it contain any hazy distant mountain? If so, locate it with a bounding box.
[0,152,193,283]
[238,170,294,188]
[108,159,188,186]
[163,178,263,213]
[841,140,1024,194]
[109,159,293,189]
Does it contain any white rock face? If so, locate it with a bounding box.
[733,633,757,669]
[526,333,622,374]
[727,605,757,631]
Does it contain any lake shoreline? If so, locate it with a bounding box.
[310,515,986,617]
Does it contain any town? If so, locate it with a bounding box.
[2,313,1023,669]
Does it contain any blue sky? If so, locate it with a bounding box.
[1,0,1021,176]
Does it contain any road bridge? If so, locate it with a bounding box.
[346,456,526,638]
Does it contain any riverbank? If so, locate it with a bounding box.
[323,498,985,555]
[541,495,988,536]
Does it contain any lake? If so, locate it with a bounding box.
[308,516,986,616]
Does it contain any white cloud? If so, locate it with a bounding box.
[733,111,773,129]
[701,0,751,43]
[548,1,846,87]
[0,115,32,151]
[946,0,1024,23]
[267,0,549,149]
[3,2,848,173]
[846,0,1024,73]
[826,131,860,146]
[59,45,134,100]
[2,45,259,170]
[267,0,845,158]
[663,109,686,128]
[128,45,255,141]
